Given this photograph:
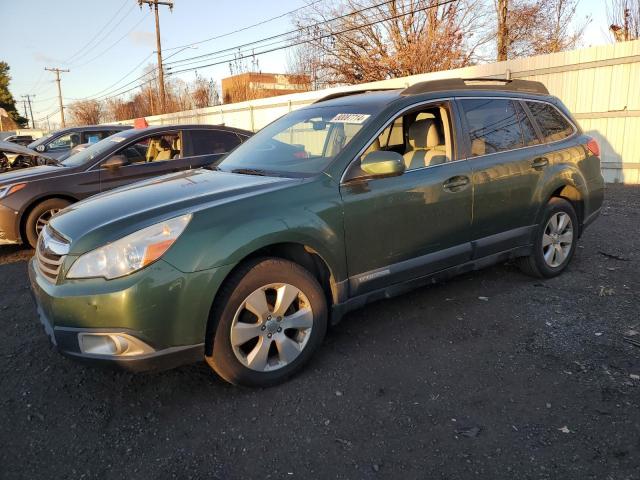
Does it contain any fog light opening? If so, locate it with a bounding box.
[78,333,154,357]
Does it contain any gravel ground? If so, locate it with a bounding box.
[0,184,638,479]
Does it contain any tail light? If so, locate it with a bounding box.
[586,138,600,157]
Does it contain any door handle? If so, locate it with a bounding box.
[443,176,470,192]
[531,157,549,169]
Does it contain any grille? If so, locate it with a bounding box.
[36,226,69,283]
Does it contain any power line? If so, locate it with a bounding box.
[72,10,151,68]
[69,53,154,101]
[164,0,413,68]
[65,1,136,65]
[163,0,325,52]
[166,0,459,76]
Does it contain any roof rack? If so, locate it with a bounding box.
[313,88,397,104]
[401,78,549,96]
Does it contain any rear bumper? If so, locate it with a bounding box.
[0,203,20,244]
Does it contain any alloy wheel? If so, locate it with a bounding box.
[542,212,573,268]
[35,209,61,236]
[230,283,313,372]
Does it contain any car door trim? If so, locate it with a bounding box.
[349,242,471,296]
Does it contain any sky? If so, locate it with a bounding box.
[2,0,613,125]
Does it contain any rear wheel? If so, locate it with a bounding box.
[206,258,327,387]
[24,198,70,248]
[517,197,578,278]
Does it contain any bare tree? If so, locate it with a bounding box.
[68,99,102,125]
[608,0,640,41]
[290,0,491,86]
[495,0,588,60]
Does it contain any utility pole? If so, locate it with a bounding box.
[45,67,70,127]
[21,94,36,129]
[138,0,173,113]
[496,0,509,61]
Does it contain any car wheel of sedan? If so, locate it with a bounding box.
[207,258,328,387]
[24,198,71,248]
[517,197,578,278]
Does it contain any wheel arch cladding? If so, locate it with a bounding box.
[203,242,337,356]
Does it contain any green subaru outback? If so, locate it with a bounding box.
[29,79,604,386]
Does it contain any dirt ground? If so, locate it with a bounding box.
[0,184,638,479]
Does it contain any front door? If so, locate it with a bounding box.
[98,131,191,192]
[340,101,473,296]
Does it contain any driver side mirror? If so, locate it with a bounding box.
[36,145,46,153]
[102,154,128,170]
[360,151,406,178]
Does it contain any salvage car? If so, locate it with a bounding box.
[27,125,131,160]
[29,79,604,387]
[0,140,57,172]
[0,125,251,247]
[4,134,35,146]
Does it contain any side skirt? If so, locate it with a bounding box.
[330,245,531,325]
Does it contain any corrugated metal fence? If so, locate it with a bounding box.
[116,39,640,183]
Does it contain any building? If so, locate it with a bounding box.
[221,72,311,104]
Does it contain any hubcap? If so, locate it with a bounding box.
[542,212,573,267]
[230,283,313,372]
[35,209,61,236]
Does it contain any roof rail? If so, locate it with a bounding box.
[401,78,549,96]
[313,88,396,104]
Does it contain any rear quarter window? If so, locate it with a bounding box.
[188,130,242,155]
[525,101,574,143]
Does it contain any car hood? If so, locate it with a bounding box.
[50,169,297,254]
[0,140,54,160]
[0,165,64,184]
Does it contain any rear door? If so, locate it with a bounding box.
[340,100,473,296]
[457,97,547,257]
[182,129,244,169]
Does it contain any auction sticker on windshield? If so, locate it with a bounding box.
[330,113,370,124]
[110,137,126,143]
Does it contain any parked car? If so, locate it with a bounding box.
[27,125,132,160]
[0,140,58,172]
[4,134,34,146]
[0,124,251,247]
[29,78,604,387]
[56,143,90,162]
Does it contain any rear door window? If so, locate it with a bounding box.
[189,130,242,156]
[525,101,574,142]
[459,99,523,156]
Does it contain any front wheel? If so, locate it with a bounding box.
[206,258,328,387]
[24,198,71,248]
[517,197,578,278]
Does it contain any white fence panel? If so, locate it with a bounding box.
[112,39,640,183]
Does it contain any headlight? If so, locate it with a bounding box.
[0,183,26,199]
[67,214,192,280]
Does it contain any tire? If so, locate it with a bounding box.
[206,258,328,387]
[517,197,578,278]
[24,198,71,248]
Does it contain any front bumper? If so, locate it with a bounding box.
[29,258,228,371]
[0,203,20,244]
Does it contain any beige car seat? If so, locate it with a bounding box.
[149,138,173,162]
[402,119,447,170]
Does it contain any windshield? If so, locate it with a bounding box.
[28,133,54,149]
[59,136,115,167]
[218,106,374,176]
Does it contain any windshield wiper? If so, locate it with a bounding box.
[230,168,269,176]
